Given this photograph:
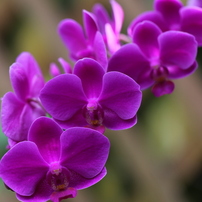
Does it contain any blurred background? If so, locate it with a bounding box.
[0,0,202,201]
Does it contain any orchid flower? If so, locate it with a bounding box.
[128,0,202,46]
[1,52,45,144]
[40,58,142,131]
[0,117,110,202]
[108,21,198,96]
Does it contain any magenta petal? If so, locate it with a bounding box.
[16,179,52,202]
[154,0,182,29]
[1,92,43,142]
[127,11,166,36]
[167,61,198,79]
[9,63,29,102]
[180,7,202,46]
[187,0,202,7]
[83,10,98,43]
[58,19,87,59]
[0,142,48,196]
[152,80,175,97]
[1,92,26,140]
[54,109,87,129]
[103,108,138,130]
[49,63,61,77]
[15,52,45,97]
[60,127,110,178]
[58,58,72,74]
[7,138,18,149]
[50,187,77,202]
[105,23,121,53]
[99,71,142,120]
[132,21,161,58]
[74,58,105,98]
[108,43,153,89]
[40,74,87,121]
[69,167,107,189]
[28,117,63,164]
[92,3,110,34]
[15,103,44,141]
[93,31,108,70]
[159,31,197,69]
[16,52,43,79]
[110,0,124,34]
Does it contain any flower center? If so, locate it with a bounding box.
[151,66,169,82]
[83,99,104,126]
[47,163,70,192]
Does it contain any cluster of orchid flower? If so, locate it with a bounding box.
[0,0,201,201]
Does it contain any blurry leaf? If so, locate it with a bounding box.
[0,128,7,159]
[143,94,190,161]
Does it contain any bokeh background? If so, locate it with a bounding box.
[0,0,202,201]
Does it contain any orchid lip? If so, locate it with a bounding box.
[83,100,104,126]
[151,66,169,82]
[47,163,70,192]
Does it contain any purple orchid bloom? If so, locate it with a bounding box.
[0,117,110,202]
[1,52,45,143]
[108,21,198,97]
[58,11,107,70]
[128,0,202,46]
[39,58,142,131]
[92,0,124,53]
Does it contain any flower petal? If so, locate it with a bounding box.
[16,103,44,141]
[151,80,175,97]
[99,71,142,120]
[16,178,52,202]
[127,11,166,36]
[54,109,87,129]
[50,187,77,202]
[167,61,198,79]
[110,0,124,34]
[0,142,49,196]
[83,10,98,44]
[187,0,202,7]
[40,74,87,121]
[60,127,110,178]
[159,31,198,69]
[93,31,108,70]
[108,43,153,89]
[74,58,105,98]
[105,23,121,53]
[9,63,29,102]
[180,6,202,46]
[1,92,26,140]
[69,167,107,189]
[58,19,87,60]
[16,52,45,98]
[132,21,161,59]
[92,3,110,34]
[1,92,43,142]
[103,108,138,130]
[28,117,63,164]
[154,0,182,29]
[49,63,61,77]
[58,58,72,74]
